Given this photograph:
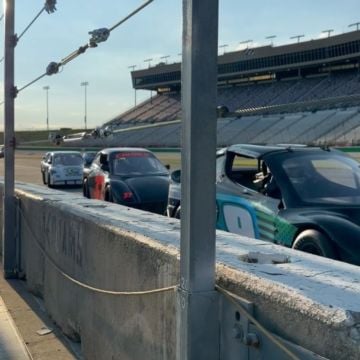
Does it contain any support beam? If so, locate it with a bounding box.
[3,0,17,277]
[178,0,219,359]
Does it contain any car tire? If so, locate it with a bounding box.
[105,186,113,202]
[292,229,337,259]
[83,179,90,198]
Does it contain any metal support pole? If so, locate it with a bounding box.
[43,86,50,130]
[81,81,89,130]
[84,84,87,130]
[177,1,219,359]
[3,0,17,278]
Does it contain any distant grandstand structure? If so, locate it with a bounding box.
[66,29,360,147]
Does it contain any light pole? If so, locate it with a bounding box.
[218,44,228,55]
[349,22,360,31]
[160,55,170,64]
[239,39,253,49]
[265,35,276,46]
[81,81,89,130]
[43,86,50,131]
[290,34,305,43]
[322,29,334,38]
[144,58,153,68]
[128,65,137,106]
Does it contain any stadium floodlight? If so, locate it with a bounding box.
[80,81,89,130]
[218,44,228,55]
[349,22,360,31]
[144,58,153,68]
[239,39,253,48]
[160,55,170,64]
[265,35,276,45]
[290,34,305,43]
[43,86,50,131]
[128,65,137,106]
[322,29,334,38]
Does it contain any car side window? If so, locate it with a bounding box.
[228,153,258,190]
[91,154,101,169]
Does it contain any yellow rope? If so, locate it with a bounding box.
[20,207,177,296]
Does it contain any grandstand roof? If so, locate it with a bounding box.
[132,30,360,91]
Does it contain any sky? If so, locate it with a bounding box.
[0,0,359,130]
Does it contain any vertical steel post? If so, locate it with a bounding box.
[178,0,219,359]
[3,0,17,278]
[84,84,87,130]
[43,86,50,130]
[46,87,49,130]
[81,81,89,130]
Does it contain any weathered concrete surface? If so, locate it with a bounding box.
[1,182,360,359]
[0,276,79,359]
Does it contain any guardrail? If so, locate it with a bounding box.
[1,182,359,359]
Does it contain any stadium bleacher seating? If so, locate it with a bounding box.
[66,67,360,148]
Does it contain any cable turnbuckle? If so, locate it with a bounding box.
[44,0,57,14]
[88,28,110,48]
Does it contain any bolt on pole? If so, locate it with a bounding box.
[3,0,17,278]
[177,0,219,359]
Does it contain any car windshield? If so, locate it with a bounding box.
[110,151,168,176]
[281,153,360,205]
[53,153,83,166]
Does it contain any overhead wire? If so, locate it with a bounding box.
[16,1,57,43]
[16,7,45,43]
[16,0,154,95]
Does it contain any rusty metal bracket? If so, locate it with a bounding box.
[219,291,327,360]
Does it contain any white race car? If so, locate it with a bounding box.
[41,151,84,187]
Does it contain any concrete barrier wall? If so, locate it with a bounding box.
[2,183,360,359]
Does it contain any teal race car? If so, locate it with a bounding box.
[167,144,360,266]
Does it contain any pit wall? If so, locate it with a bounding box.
[3,182,360,360]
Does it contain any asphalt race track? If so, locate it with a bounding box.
[0,149,182,196]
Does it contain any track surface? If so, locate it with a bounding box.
[0,150,181,194]
[0,149,357,189]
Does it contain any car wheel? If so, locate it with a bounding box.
[41,171,46,184]
[292,229,337,259]
[105,186,113,202]
[83,179,90,198]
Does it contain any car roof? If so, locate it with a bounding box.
[48,151,82,155]
[221,144,330,159]
[100,147,150,155]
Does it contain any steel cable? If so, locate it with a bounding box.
[16,0,154,95]
[16,7,45,43]
[19,202,301,356]
[216,285,301,360]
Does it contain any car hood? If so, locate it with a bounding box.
[110,174,169,202]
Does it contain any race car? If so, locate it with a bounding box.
[41,151,84,187]
[167,144,360,266]
[83,148,169,214]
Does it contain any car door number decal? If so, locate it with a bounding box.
[223,204,256,238]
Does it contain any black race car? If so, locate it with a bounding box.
[167,144,360,266]
[83,148,169,214]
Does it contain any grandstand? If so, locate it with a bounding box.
[67,29,360,147]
